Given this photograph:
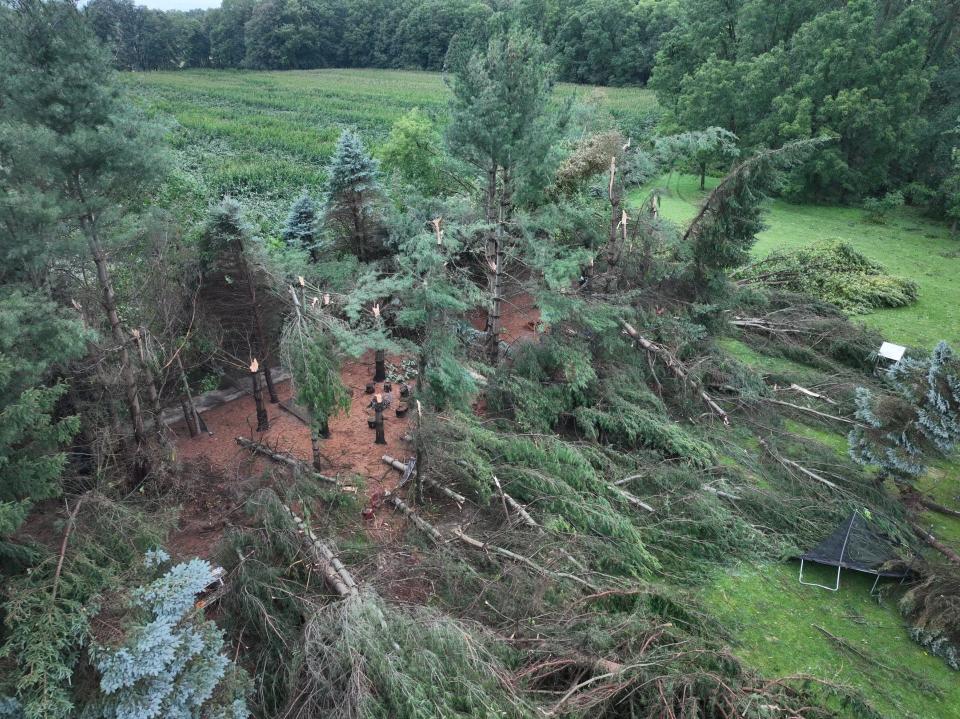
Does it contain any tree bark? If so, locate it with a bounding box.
[374,348,386,381]
[911,520,960,565]
[374,398,386,445]
[82,213,149,480]
[251,367,269,432]
[235,238,278,403]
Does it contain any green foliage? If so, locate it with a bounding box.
[288,593,532,718]
[652,0,940,202]
[863,190,905,225]
[1,496,171,719]
[282,190,318,256]
[0,290,86,567]
[446,28,565,203]
[849,341,960,484]
[86,557,248,719]
[655,126,739,190]
[379,108,449,196]
[900,569,960,671]
[735,241,918,314]
[684,141,820,295]
[323,129,385,261]
[282,327,350,428]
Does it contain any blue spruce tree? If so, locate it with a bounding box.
[849,341,960,486]
[323,130,385,261]
[85,557,249,719]
[282,190,319,261]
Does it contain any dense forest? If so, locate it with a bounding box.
[2,0,960,717]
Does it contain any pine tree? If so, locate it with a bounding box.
[323,130,385,261]
[849,341,960,486]
[446,29,564,366]
[0,290,86,569]
[683,139,821,297]
[199,198,280,403]
[0,0,169,482]
[282,190,319,261]
[87,556,249,719]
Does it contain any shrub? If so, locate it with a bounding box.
[862,190,904,223]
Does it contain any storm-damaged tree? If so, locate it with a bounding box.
[323,130,386,262]
[281,302,350,470]
[199,198,280,403]
[0,0,170,481]
[446,29,564,366]
[682,139,821,298]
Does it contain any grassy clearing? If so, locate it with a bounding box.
[704,563,960,718]
[127,69,657,224]
[638,174,959,350]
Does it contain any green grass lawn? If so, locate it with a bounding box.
[704,563,960,719]
[127,68,657,224]
[638,174,960,351]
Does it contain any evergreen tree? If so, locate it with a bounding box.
[323,130,385,261]
[446,29,564,365]
[0,290,86,569]
[0,0,169,482]
[683,139,819,296]
[86,555,249,719]
[199,198,280,403]
[849,341,960,486]
[282,190,319,260]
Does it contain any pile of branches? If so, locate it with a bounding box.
[733,241,918,314]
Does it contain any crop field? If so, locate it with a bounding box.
[127,69,658,224]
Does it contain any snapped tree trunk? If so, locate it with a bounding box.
[131,328,163,421]
[83,213,150,480]
[373,397,386,445]
[235,239,278,403]
[251,365,269,432]
[374,348,386,382]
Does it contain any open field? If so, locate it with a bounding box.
[128,69,658,223]
[642,174,960,351]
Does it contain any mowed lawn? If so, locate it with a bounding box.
[644,174,959,351]
[127,68,657,223]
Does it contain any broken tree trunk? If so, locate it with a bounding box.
[235,436,339,486]
[382,455,466,503]
[619,319,730,425]
[283,504,358,596]
[83,215,150,480]
[131,327,163,421]
[373,394,386,445]
[386,493,444,543]
[234,237,278,403]
[374,349,386,382]
[250,360,269,432]
[918,496,960,519]
[910,520,960,566]
[763,398,860,426]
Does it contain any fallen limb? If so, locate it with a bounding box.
[619,319,729,425]
[236,436,340,486]
[494,476,539,529]
[759,439,840,491]
[910,521,960,566]
[611,485,655,513]
[51,494,87,602]
[386,493,444,543]
[450,526,597,591]
[762,398,860,426]
[701,485,741,501]
[281,504,357,597]
[917,496,960,520]
[382,454,465,503]
[783,383,838,406]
